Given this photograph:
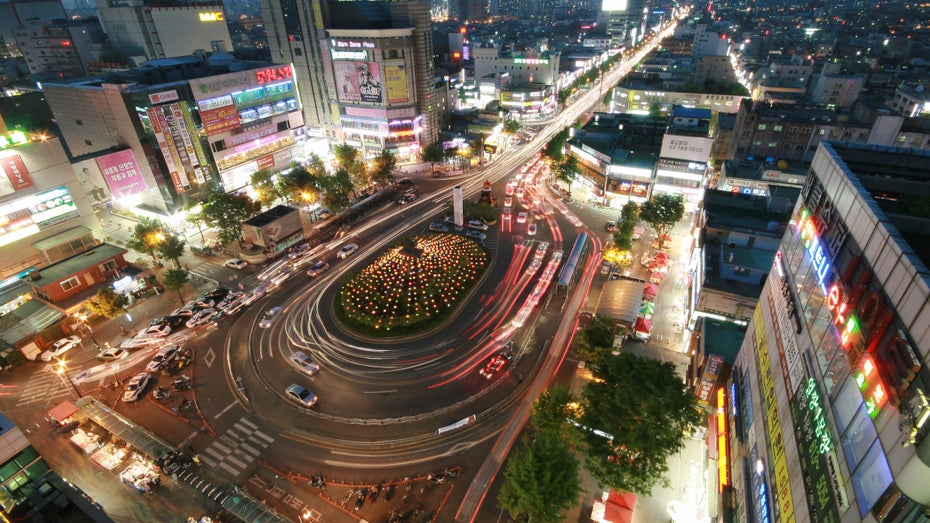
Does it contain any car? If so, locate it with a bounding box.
[317,209,332,220]
[122,372,153,402]
[527,223,537,236]
[224,258,248,270]
[515,187,525,198]
[428,223,449,233]
[186,309,215,329]
[217,291,244,310]
[40,335,82,362]
[502,207,512,220]
[140,324,171,338]
[287,243,311,259]
[120,337,161,350]
[467,220,488,231]
[96,347,128,361]
[146,345,180,372]
[307,261,330,277]
[396,178,413,187]
[336,243,359,259]
[517,212,528,224]
[285,384,318,408]
[504,196,513,207]
[606,221,618,232]
[465,230,487,241]
[269,267,296,287]
[170,306,196,318]
[290,352,320,377]
[479,353,510,379]
[505,184,515,196]
[193,297,215,309]
[206,310,225,326]
[259,307,283,328]
[151,315,185,329]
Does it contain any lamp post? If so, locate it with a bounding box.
[55,359,81,400]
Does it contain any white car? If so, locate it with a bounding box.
[146,345,180,372]
[259,307,283,328]
[122,372,152,402]
[97,347,128,361]
[517,212,528,224]
[307,261,330,278]
[336,243,359,259]
[515,187,525,198]
[467,220,488,231]
[503,196,513,207]
[290,351,320,377]
[40,335,82,362]
[527,223,537,236]
[465,230,486,241]
[186,309,215,329]
[224,258,248,270]
[287,243,311,259]
[141,324,171,338]
[285,384,318,408]
[428,223,449,233]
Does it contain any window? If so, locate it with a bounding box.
[819,129,826,136]
[101,260,118,273]
[85,139,92,146]
[75,119,83,125]
[751,141,761,147]
[294,47,302,56]
[768,142,778,148]
[897,136,907,143]
[773,125,783,132]
[757,124,766,131]
[60,276,80,292]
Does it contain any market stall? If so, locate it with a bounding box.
[634,317,652,341]
[91,441,128,471]
[48,400,79,426]
[70,428,103,455]
[120,455,160,493]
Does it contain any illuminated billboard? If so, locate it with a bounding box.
[96,149,147,199]
[0,186,79,247]
[334,61,383,104]
[660,135,713,163]
[0,154,34,196]
[602,0,627,11]
[385,63,409,104]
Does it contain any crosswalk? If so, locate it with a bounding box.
[15,367,70,408]
[199,417,273,479]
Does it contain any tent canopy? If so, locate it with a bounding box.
[76,397,174,460]
[48,400,79,424]
[654,251,669,260]
[596,279,645,325]
[634,317,652,333]
[643,283,660,297]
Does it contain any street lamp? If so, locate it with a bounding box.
[55,359,81,400]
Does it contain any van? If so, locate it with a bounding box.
[191,245,213,256]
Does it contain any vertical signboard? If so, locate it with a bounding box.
[453,186,463,228]
[697,354,724,407]
[147,106,187,193]
[385,63,409,104]
[0,154,34,194]
[95,149,148,198]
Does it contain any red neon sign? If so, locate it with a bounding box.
[716,388,728,490]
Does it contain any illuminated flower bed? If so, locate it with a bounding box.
[336,234,489,336]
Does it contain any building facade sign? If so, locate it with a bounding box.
[148,90,179,105]
[697,354,724,407]
[385,63,409,104]
[660,135,713,163]
[334,61,383,104]
[0,154,33,193]
[95,149,147,198]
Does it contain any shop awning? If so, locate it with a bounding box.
[48,400,79,424]
[591,489,637,523]
[596,279,645,325]
[638,301,655,316]
[643,283,660,298]
[634,317,652,334]
[221,488,291,523]
[76,397,174,460]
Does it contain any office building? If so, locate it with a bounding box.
[724,142,930,522]
[95,0,233,64]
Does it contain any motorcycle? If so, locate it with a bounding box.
[172,375,191,391]
[308,474,325,489]
[355,489,367,511]
[152,387,171,401]
[367,485,381,503]
[179,398,194,411]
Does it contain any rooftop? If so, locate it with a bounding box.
[27,243,127,286]
[700,318,746,364]
[243,205,298,227]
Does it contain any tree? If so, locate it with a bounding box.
[201,191,262,247]
[278,164,320,208]
[250,168,280,208]
[640,194,684,249]
[498,431,582,523]
[531,385,577,436]
[544,127,569,162]
[503,119,521,135]
[649,102,663,118]
[86,288,129,319]
[162,267,190,305]
[556,156,579,193]
[577,352,702,494]
[125,217,166,264]
[318,168,354,209]
[333,143,364,177]
[571,314,616,364]
[157,234,186,269]
[369,149,397,186]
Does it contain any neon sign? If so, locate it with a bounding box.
[716,388,729,491]
[804,379,833,453]
[198,11,224,22]
[797,209,830,293]
[513,57,549,65]
[854,355,888,418]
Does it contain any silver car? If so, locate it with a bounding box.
[290,352,320,377]
[122,372,152,402]
[285,384,318,408]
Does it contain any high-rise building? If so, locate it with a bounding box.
[604,0,646,46]
[723,142,930,522]
[95,0,233,64]
[261,0,440,150]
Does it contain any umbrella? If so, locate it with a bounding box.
[634,317,652,334]
[654,251,670,261]
[649,262,667,273]
[639,301,655,315]
[643,283,659,297]
[649,271,665,284]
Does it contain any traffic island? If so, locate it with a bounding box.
[335,234,489,337]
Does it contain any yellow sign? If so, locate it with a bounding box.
[754,306,796,523]
[385,64,409,104]
[198,11,224,22]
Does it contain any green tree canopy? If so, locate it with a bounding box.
[572,314,616,364]
[250,168,280,208]
[124,217,166,264]
[162,267,190,305]
[556,155,579,192]
[318,168,354,210]
[544,127,569,162]
[498,430,582,523]
[578,352,702,494]
[640,194,684,249]
[86,288,129,319]
[422,143,444,168]
[369,149,397,186]
[278,164,320,207]
[333,143,363,176]
[201,191,261,247]
[503,119,521,135]
[531,385,577,436]
[157,234,186,268]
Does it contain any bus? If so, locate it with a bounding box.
[557,231,589,291]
